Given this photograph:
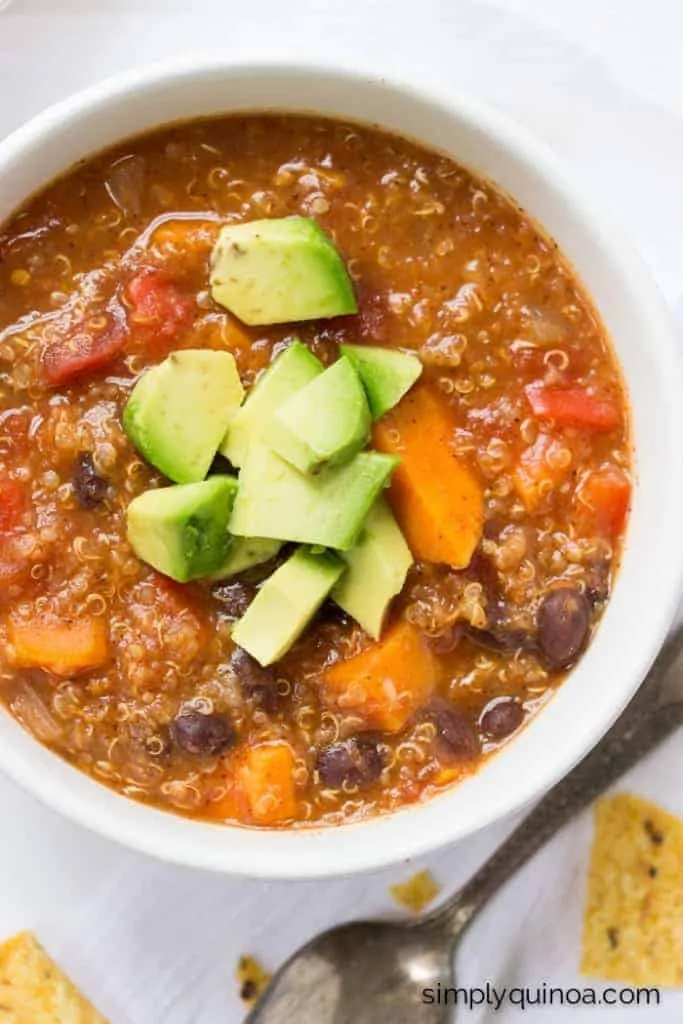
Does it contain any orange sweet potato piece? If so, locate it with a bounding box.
[240,743,297,826]
[8,617,110,677]
[322,620,438,733]
[373,385,483,568]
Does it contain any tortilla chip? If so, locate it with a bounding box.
[236,954,271,1007]
[581,793,683,986]
[0,932,108,1023]
[389,869,441,914]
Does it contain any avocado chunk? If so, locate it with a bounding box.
[219,341,323,468]
[332,498,413,639]
[126,476,237,582]
[210,216,357,326]
[208,536,282,581]
[268,356,371,473]
[124,350,244,483]
[340,344,422,420]
[230,445,400,550]
[232,547,345,665]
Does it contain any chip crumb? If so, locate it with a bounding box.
[236,954,271,1008]
[581,793,683,986]
[389,869,441,914]
[0,930,108,1022]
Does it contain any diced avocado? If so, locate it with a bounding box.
[232,547,344,665]
[210,216,357,326]
[124,350,244,483]
[332,498,413,639]
[340,344,422,420]
[208,536,282,581]
[268,356,371,473]
[126,476,237,582]
[230,446,400,551]
[219,341,323,467]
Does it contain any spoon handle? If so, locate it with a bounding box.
[429,626,683,939]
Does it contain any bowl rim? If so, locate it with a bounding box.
[1,56,683,878]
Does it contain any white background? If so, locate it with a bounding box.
[1,1,683,1021]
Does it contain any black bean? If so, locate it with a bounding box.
[212,581,255,621]
[480,698,525,740]
[170,710,235,756]
[457,549,537,654]
[429,700,480,761]
[73,452,108,509]
[317,599,352,628]
[316,736,384,790]
[483,518,504,541]
[464,624,536,655]
[466,549,506,623]
[230,647,278,713]
[537,587,591,669]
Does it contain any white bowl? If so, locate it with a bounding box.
[1,60,682,878]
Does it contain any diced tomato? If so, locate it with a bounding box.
[127,268,195,349]
[0,480,27,533]
[525,383,621,432]
[576,467,631,538]
[43,310,126,386]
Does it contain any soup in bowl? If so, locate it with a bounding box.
[0,62,680,876]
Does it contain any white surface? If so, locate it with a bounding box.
[1,1,683,1021]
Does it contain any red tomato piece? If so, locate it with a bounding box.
[0,480,27,533]
[577,467,631,538]
[43,310,126,386]
[127,269,195,347]
[525,383,620,431]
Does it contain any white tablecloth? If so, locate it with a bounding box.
[1,1,682,1020]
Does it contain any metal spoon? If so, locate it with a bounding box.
[247,627,683,1024]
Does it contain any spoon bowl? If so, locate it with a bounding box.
[251,920,453,1024]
